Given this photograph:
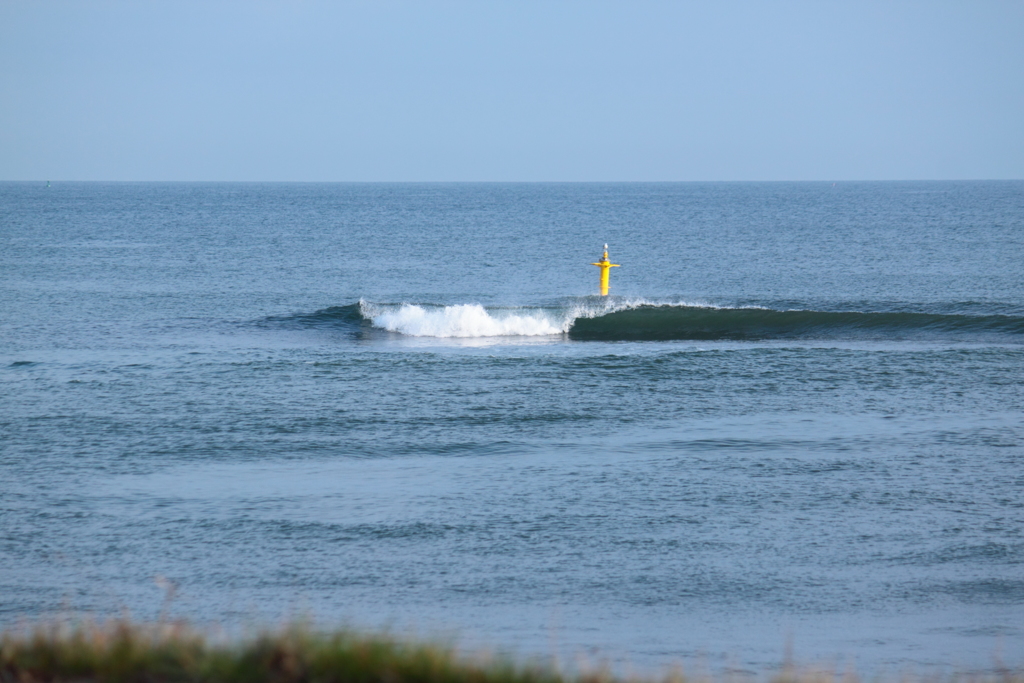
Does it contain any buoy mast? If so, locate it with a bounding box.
[591,244,620,296]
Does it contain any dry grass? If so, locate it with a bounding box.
[0,619,1019,683]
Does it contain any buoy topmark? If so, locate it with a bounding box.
[590,243,620,296]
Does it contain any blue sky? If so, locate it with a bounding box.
[1,1,1022,181]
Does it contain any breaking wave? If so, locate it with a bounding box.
[263,300,1024,342]
[365,302,564,337]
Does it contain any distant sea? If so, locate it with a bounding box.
[2,181,1022,674]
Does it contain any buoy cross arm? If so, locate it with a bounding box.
[590,245,621,296]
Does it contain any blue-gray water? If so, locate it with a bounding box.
[2,182,1023,674]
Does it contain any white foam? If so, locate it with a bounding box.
[366,303,565,338]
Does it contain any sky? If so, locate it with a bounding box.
[1,1,1022,181]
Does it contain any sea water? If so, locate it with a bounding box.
[1,182,1022,674]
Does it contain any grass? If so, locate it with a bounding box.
[0,619,1019,683]
[0,619,571,683]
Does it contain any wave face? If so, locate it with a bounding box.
[264,303,369,331]
[267,300,1024,342]
[567,305,1024,341]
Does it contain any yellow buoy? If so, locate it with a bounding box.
[591,243,620,296]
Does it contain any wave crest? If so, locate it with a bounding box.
[263,300,1024,342]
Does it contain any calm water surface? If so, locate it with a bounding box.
[2,182,1023,674]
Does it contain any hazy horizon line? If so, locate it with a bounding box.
[4,178,1023,184]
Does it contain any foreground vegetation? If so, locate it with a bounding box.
[0,620,1019,683]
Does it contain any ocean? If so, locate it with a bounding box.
[1,181,1022,674]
